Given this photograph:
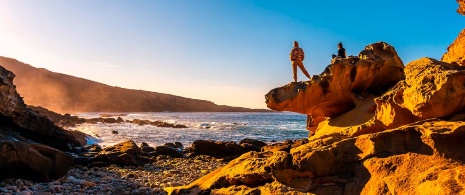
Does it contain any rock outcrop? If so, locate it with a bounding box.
[265,42,405,132]
[167,39,465,194]
[0,65,82,181]
[93,141,149,167]
[166,121,465,194]
[0,66,82,151]
[442,29,465,66]
[458,0,465,15]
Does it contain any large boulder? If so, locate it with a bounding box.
[442,29,465,66]
[0,139,73,182]
[166,121,465,194]
[378,58,465,120]
[94,140,146,167]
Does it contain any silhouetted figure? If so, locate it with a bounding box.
[290,41,311,82]
[332,42,346,59]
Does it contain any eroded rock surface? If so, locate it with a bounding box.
[311,58,465,140]
[458,0,465,15]
[166,121,465,194]
[168,39,465,194]
[265,42,405,132]
[442,29,465,66]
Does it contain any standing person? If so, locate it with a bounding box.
[290,41,311,82]
[332,42,346,59]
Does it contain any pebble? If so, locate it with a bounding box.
[0,155,227,194]
[24,181,33,186]
[16,191,31,195]
[0,187,8,193]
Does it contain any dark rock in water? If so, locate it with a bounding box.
[0,141,73,182]
[131,119,151,125]
[140,142,149,148]
[94,141,144,167]
[111,130,119,134]
[173,124,187,128]
[116,116,124,123]
[158,122,174,128]
[103,118,117,123]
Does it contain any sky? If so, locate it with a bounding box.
[0,0,463,109]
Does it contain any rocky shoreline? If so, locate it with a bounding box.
[0,138,302,195]
[29,106,189,129]
[0,155,227,195]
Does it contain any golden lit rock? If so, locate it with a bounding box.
[458,0,465,15]
[166,121,465,194]
[441,29,465,66]
[265,42,405,132]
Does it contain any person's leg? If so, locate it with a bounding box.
[297,62,311,79]
[292,62,297,82]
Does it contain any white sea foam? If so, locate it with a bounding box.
[70,112,308,148]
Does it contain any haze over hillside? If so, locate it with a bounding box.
[0,57,271,114]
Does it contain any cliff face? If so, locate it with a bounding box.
[167,38,465,193]
[0,57,270,113]
[0,66,81,150]
[0,65,80,181]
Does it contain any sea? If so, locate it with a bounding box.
[70,112,309,148]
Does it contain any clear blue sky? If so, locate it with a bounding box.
[0,0,462,109]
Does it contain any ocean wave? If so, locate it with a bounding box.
[71,112,309,148]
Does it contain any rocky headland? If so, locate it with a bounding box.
[0,66,83,182]
[0,56,272,113]
[166,6,465,194]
